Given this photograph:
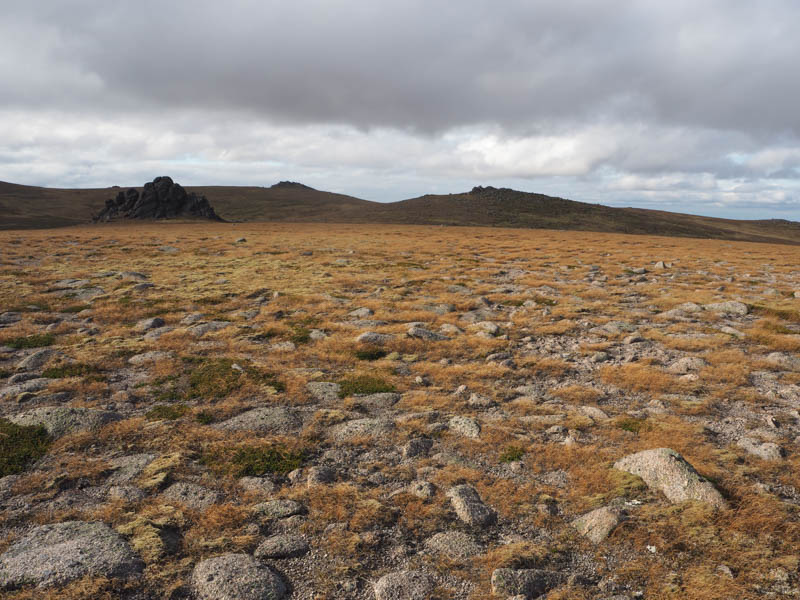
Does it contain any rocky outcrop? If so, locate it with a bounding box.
[94,176,222,222]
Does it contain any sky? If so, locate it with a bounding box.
[2,1,800,219]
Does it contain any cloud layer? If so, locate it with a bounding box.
[2,1,799,218]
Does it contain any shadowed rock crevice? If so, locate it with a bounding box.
[94,176,222,222]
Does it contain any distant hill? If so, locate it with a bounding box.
[1,180,799,245]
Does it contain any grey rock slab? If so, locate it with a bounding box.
[15,349,58,371]
[407,326,449,341]
[107,453,156,484]
[448,415,481,439]
[9,406,121,438]
[737,437,784,461]
[191,553,287,600]
[424,531,482,558]
[332,417,394,441]
[356,392,401,409]
[349,307,374,318]
[571,506,622,543]
[161,482,220,510]
[704,301,749,316]
[374,570,435,600]
[407,480,436,499]
[447,484,496,527]
[306,466,336,486]
[253,499,307,519]
[0,312,21,325]
[188,321,231,338]
[491,568,563,599]
[215,407,301,434]
[254,534,310,559]
[306,381,341,402]
[0,521,143,589]
[765,352,800,371]
[614,448,728,509]
[0,378,50,399]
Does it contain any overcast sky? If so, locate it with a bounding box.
[2,1,800,219]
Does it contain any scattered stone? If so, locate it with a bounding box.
[447,484,496,527]
[191,554,286,600]
[765,352,800,371]
[571,506,622,543]
[349,307,374,318]
[135,317,165,332]
[424,531,482,558]
[188,321,231,338]
[332,418,394,441]
[448,415,481,438]
[107,453,157,484]
[0,521,143,589]
[9,406,121,438]
[356,331,395,345]
[666,356,707,374]
[737,437,784,461]
[215,407,301,434]
[407,326,448,341]
[15,349,57,371]
[254,499,307,519]
[614,448,728,509]
[491,568,563,599]
[407,481,436,499]
[239,476,277,494]
[704,301,749,316]
[254,534,310,559]
[374,570,435,600]
[306,381,341,402]
[307,466,336,486]
[161,482,220,510]
[403,438,434,459]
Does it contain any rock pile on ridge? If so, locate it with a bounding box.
[94,176,222,222]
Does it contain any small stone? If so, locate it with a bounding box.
[306,381,341,402]
[448,415,481,438]
[491,568,563,598]
[307,466,336,486]
[356,331,395,345]
[704,301,749,316]
[374,570,435,600]
[737,437,784,461]
[447,484,496,527]
[424,531,482,558]
[161,482,220,510]
[135,317,165,332]
[407,326,448,341]
[254,499,307,519]
[403,438,433,459]
[571,506,622,543]
[191,554,287,600]
[408,481,436,499]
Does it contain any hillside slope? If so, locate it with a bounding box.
[1,180,798,245]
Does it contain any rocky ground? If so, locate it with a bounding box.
[0,223,799,599]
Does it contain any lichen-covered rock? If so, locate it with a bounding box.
[254,534,310,559]
[161,482,220,510]
[214,407,301,433]
[614,448,728,509]
[0,521,143,589]
[424,531,482,558]
[191,553,286,600]
[9,406,121,438]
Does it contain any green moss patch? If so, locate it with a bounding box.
[338,375,395,398]
[0,418,52,476]
[4,334,55,349]
[203,444,306,477]
[145,404,190,421]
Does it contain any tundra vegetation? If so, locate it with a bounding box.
[0,222,799,599]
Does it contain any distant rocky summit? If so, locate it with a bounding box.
[94,176,222,222]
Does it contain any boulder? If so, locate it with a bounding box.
[613,448,728,509]
[571,506,622,543]
[374,570,435,600]
[447,484,496,527]
[191,554,286,600]
[9,406,121,438]
[95,176,222,222]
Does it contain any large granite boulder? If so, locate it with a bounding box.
[94,176,222,222]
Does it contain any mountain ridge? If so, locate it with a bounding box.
[1,179,798,245]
